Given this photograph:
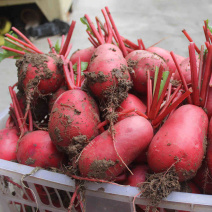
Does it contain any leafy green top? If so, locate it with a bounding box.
[0,31,23,62]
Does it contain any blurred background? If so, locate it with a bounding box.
[0,0,212,112]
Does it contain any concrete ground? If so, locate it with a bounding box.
[0,0,212,211]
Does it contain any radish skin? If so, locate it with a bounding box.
[78,116,153,180]
[148,104,208,181]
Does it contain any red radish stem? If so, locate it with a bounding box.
[189,43,200,106]
[152,69,174,119]
[68,185,79,212]
[84,14,104,45]
[159,84,182,116]
[59,35,65,54]
[5,33,42,53]
[4,38,34,53]
[76,58,81,87]
[86,30,98,46]
[147,70,152,116]
[101,9,113,43]
[121,36,139,49]
[66,173,120,185]
[95,16,108,38]
[148,66,164,119]
[95,17,104,39]
[69,62,75,82]
[28,110,33,131]
[182,29,200,54]
[64,43,73,59]
[88,37,98,48]
[1,46,25,55]
[152,89,192,126]
[9,86,28,135]
[198,45,204,88]
[200,45,212,107]
[105,7,128,57]
[97,108,148,130]
[138,39,145,50]
[12,90,24,119]
[203,21,210,43]
[4,177,22,189]
[125,47,134,53]
[60,21,76,55]
[205,41,210,50]
[47,38,56,54]
[170,51,192,104]
[11,26,42,53]
[63,60,77,90]
[166,81,172,102]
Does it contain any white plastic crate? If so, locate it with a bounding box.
[0,109,212,212]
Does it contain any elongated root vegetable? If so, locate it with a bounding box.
[78,116,153,180]
[48,59,100,149]
[126,50,168,93]
[0,128,19,161]
[17,130,64,168]
[70,46,95,68]
[85,43,131,99]
[8,86,64,169]
[115,93,146,122]
[148,104,208,181]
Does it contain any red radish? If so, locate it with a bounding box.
[16,53,64,94]
[0,88,23,161]
[148,104,208,182]
[70,46,95,66]
[207,117,212,176]
[116,94,146,122]
[126,50,168,94]
[85,43,131,99]
[48,59,100,148]
[173,55,200,85]
[125,165,149,187]
[7,87,64,169]
[78,116,153,180]
[147,46,185,72]
[48,86,67,112]
[3,22,77,124]
[0,128,19,161]
[17,130,63,168]
[124,165,162,212]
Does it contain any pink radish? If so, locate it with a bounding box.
[48,58,100,148]
[78,116,153,180]
[148,104,208,182]
[115,93,146,122]
[126,50,168,94]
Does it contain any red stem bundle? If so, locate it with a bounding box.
[189,43,200,106]
[105,7,128,57]
[182,29,200,54]
[60,21,76,56]
[200,44,212,107]
[170,51,192,104]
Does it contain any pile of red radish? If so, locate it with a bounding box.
[1,6,212,212]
